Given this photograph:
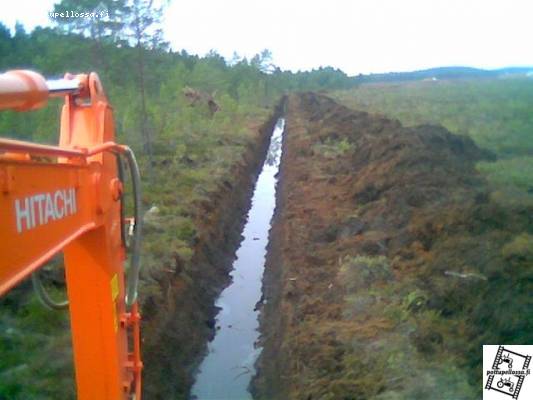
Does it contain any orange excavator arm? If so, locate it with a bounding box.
[0,70,143,399]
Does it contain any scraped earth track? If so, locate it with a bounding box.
[253,93,532,399]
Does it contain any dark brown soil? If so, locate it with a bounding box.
[141,104,284,399]
[253,93,532,399]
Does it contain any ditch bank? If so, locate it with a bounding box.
[141,101,285,399]
[253,93,532,399]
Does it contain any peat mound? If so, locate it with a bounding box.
[254,93,532,399]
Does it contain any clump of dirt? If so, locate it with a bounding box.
[254,93,532,399]
[141,105,284,399]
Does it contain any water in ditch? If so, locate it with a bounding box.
[191,118,285,400]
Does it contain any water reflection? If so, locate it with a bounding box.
[191,118,285,400]
[265,119,284,167]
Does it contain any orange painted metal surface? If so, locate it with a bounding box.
[0,70,48,110]
[0,71,142,399]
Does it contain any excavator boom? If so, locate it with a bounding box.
[0,70,142,399]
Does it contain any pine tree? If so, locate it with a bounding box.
[50,0,128,65]
[123,0,169,176]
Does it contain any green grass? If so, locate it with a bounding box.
[0,284,74,400]
[138,104,271,274]
[477,156,533,191]
[313,137,354,158]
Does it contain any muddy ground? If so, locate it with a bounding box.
[253,93,532,399]
[141,104,284,399]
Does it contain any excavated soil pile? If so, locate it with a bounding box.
[254,93,532,399]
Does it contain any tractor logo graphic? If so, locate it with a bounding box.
[497,352,514,370]
[496,377,515,393]
[485,346,532,399]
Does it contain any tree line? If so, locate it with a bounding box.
[1,0,357,162]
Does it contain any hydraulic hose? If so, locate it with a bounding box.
[32,270,69,310]
[30,145,142,309]
[122,147,143,307]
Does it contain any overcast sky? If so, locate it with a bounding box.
[2,0,532,75]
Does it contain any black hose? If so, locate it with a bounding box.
[30,146,143,310]
[31,270,69,310]
[122,147,143,307]
[117,153,127,249]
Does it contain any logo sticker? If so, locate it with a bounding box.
[484,345,532,399]
[14,188,77,233]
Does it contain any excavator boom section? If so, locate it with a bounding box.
[0,70,142,400]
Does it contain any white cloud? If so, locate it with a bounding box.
[163,0,533,74]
